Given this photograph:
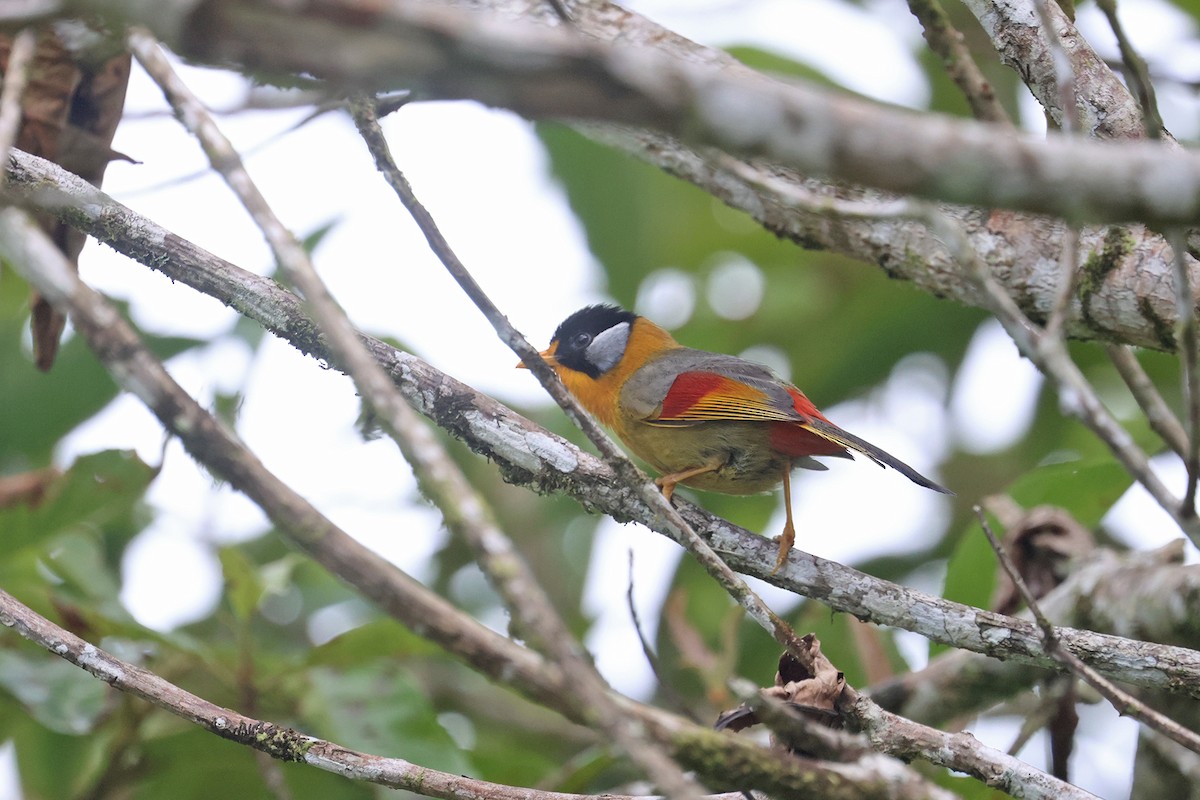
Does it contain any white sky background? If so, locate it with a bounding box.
[6,0,1200,798]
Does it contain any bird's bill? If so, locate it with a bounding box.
[515,344,559,369]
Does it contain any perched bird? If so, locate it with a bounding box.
[523,304,951,570]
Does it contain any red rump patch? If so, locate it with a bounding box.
[769,422,847,458]
[660,372,758,418]
[774,388,843,457]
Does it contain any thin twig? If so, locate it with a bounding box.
[906,0,1010,125]
[1167,229,1200,518]
[1092,0,1165,138]
[346,96,814,667]
[1033,0,1080,133]
[626,551,698,721]
[127,29,704,800]
[976,506,1200,756]
[1106,344,1189,459]
[1045,225,1080,339]
[0,27,36,189]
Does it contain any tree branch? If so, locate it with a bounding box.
[2,200,995,799]
[21,0,1200,228]
[962,0,1151,139]
[127,29,706,800]
[871,541,1198,726]
[7,148,1200,700]
[0,588,753,800]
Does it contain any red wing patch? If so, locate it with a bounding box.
[656,372,796,422]
[785,386,830,422]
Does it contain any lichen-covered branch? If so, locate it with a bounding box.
[7,148,1200,700]
[0,199,1091,800]
[19,0,1200,228]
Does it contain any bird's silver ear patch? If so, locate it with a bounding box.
[586,321,631,374]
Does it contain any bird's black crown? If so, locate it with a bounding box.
[551,304,638,378]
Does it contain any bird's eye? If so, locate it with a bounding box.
[569,331,592,350]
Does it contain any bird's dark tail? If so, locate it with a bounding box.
[801,418,953,495]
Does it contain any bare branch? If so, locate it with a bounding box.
[129,30,704,799]
[977,508,1200,756]
[1167,229,1200,517]
[1045,225,1080,339]
[38,0,1200,227]
[1106,345,1189,458]
[0,588,744,800]
[7,149,1200,700]
[1092,0,1166,138]
[906,0,1011,125]
[962,0,1152,139]
[346,95,816,668]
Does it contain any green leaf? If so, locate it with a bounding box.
[1008,459,1133,529]
[220,547,265,623]
[132,728,288,800]
[306,618,441,667]
[938,458,1134,656]
[302,663,471,775]
[1,449,157,555]
[9,714,115,799]
[0,650,108,735]
[0,265,203,464]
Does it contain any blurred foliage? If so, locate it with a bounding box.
[1,1,1195,798]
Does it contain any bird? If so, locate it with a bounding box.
[521,304,952,570]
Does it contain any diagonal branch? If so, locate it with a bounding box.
[346,95,812,670]
[0,588,746,800]
[962,0,1152,139]
[0,202,964,799]
[906,0,1011,125]
[128,29,704,800]
[18,0,1200,227]
[7,148,1200,699]
[977,508,1200,755]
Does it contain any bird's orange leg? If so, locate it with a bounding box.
[655,460,721,502]
[772,467,795,574]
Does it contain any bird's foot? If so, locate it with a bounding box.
[771,522,795,574]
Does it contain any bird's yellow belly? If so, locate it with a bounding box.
[618,420,791,495]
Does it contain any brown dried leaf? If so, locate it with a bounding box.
[1049,685,1079,780]
[715,638,846,746]
[989,503,1096,615]
[2,28,132,370]
[0,467,59,508]
[766,646,846,729]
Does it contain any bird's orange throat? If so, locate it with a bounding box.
[554,317,680,429]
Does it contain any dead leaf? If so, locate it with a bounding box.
[1,27,132,370]
[988,503,1095,615]
[715,637,846,757]
[0,467,59,508]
